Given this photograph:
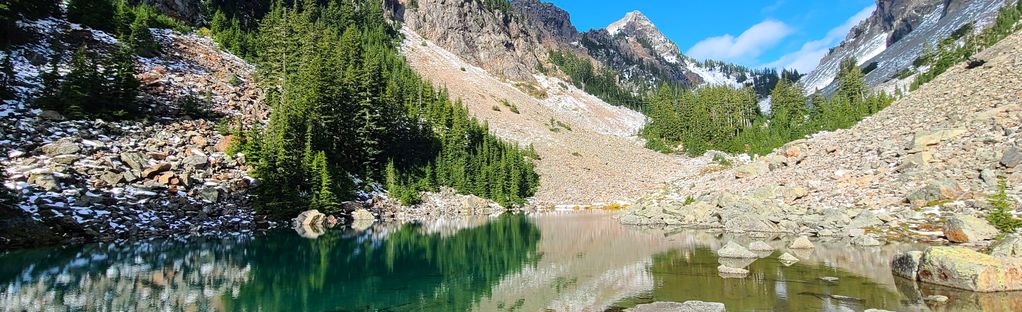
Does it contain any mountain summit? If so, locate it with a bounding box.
[605,10,684,64]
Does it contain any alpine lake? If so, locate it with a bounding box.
[2,211,1019,311]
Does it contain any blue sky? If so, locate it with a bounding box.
[545,0,877,72]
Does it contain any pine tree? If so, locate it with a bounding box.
[129,10,159,57]
[57,47,97,119]
[106,44,140,116]
[113,0,134,37]
[67,0,116,32]
[0,162,16,206]
[0,52,13,99]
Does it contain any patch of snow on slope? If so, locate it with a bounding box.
[686,60,742,88]
[534,75,646,137]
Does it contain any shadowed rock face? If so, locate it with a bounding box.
[512,0,578,44]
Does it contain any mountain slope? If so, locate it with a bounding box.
[622,29,1022,238]
[400,28,691,206]
[801,0,1007,94]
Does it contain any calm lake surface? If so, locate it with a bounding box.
[1,212,1018,311]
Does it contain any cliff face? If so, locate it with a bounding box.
[392,0,544,82]
[801,0,1006,94]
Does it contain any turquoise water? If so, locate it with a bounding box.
[0,212,1016,311]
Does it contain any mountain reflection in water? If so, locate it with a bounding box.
[2,211,1020,311]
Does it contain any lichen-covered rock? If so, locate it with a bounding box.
[917,246,1022,292]
[944,215,999,243]
[989,234,1022,257]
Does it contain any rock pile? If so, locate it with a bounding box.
[1,21,269,246]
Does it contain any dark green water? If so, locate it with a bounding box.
[1,212,1016,311]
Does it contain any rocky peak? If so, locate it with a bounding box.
[511,0,578,44]
[604,10,683,64]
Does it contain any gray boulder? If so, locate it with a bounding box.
[851,235,883,247]
[748,241,774,251]
[40,138,81,156]
[944,215,999,243]
[788,236,815,249]
[1001,147,1022,168]
[989,234,1022,257]
[294,210,325,226]
[906,179,961,207]
[120,152,148,173]
[717,241,758,258]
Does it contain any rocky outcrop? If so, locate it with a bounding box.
[394,0,544,82]
[801,0,1005,93]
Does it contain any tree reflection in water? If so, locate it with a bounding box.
[0,214,541,312]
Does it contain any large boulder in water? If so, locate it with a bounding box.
[917,246,1022,292]
[294,210,326,226]
[717,241,758,258]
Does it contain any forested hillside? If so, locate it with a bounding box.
[642,60,893,156]
[208,0,540,216]
[1,0,540,221]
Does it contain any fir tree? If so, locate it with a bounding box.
[67,0,116,32]
[128,10,159,57]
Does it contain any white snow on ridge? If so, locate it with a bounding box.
[606,11,642,36]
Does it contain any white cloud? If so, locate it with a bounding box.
[686,20,793,63]
[763,5,876,72]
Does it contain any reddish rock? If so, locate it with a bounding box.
[215,135,234,152]
[142,163,171,179]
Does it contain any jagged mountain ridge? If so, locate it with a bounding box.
[801,0,1008,94]
[393,0,770,103]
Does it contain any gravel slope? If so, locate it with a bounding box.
[400,28,691,206]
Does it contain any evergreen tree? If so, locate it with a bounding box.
[128,9,159,57]
[67,0,116,32]
[0,52,13,99]
[0,162,16,206]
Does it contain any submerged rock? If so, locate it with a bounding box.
[917,246,1022,292]
[717,241,758,258]
[748,241,773,251]
[788,236,815,249]
[851,235,883,247]
[351,208,375,221]
[627,301,726,312]
[778,252,799,265]
[944,215,999,243]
